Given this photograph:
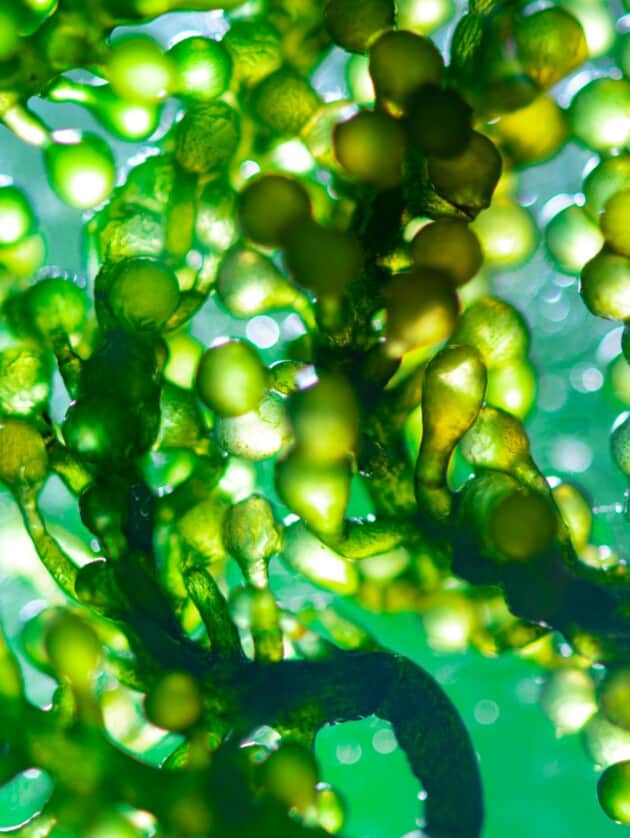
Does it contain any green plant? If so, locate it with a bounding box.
[0,1,629,836]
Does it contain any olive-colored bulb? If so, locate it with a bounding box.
[489,488,557,560]
[486,359,536,420]
[601,190,630,258]
[251,68,321,137]
[107,257,180,334]
[368,31,443,110]
[552,482,592,552]
[26,276,87,339]
[471,202,538,269]
[492,95,567,166]
[581,251,630,322]
[0,186,35,246]
[515,7,588,90]
[451,297,529,368]
[611,413,630,477]
[0,418,48,487]
[45,133,115,210]
[107,35,174,104]
[216,247,302,318]
[334,110,406,188]
[324,0,395,53]
[428,131,502,215]
[410,219,482,286]
[238,175,311,248]
[415,344,486,520]
[63,396,144,464]
[461,407,539,488]
[168,36,232,101]
[196,339,266,418]
[284,219,363,299]
[145,671,202,732]
[224,495,281,586]
[385,270,459,357]
[569,79,630,153]
[275,452,351,536]
[175,102,240,174]
[601,669,630,732]
[262,742,318,811]
[544,204,604,275]
[45,612,101,688]
[598,761,630,824]
[407,86,472,158]
[290,375,359,463]
[584,155,630,216]
[0,346,50,416]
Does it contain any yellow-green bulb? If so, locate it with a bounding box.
[0,418,48,488]
[196,339,267,418]
[145,671,202,731]
[276,452,351,536]
[0,186,35,246]
[396,0,455,35]
[601,190,630,258]
[168,36,232,101]
[107,35,175,104]
[584,155,630,216]
[290,375,359,463]
[598,761,630,824]
[581,251,630,322]
[611,413,630,477]
[486,359,536,419]
[45,133,116,210]
[472,202,538,270]
[107,257,180,334]
[45,612,101,689]
[544,204,604,275]
[569,79,630,153]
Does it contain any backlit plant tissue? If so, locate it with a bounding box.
[0,1,629,836]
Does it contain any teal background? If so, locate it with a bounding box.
[1,5,629,837]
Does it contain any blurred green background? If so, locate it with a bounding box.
[1,6,629,837]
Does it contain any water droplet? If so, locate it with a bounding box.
[372,728,397,754]
[474,699,500,725]
[336,743,362,765]
[550,437,593,473]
